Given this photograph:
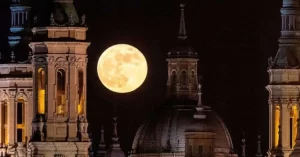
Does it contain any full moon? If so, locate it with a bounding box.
[97,44,148,93]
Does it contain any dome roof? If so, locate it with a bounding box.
[185,118,212,132]
[131,105,233,154]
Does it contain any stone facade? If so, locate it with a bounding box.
[0,0,91,157]
[267,0,300,157]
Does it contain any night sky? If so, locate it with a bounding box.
[0,0,282,156]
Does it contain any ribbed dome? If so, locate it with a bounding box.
[185,119,212,132]
[131,104,233,155]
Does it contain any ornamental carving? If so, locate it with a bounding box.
[8,91,16,98]
[33,57,47,66]
[26,91,33,97]
[0,92,9,101]
[46,56,55,66]
[16,142,26,157]
[55,57,68,66]
[67,56,76,66]
[15,92,27,101]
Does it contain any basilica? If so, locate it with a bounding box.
[0,0,299,157]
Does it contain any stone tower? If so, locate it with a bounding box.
[166,4,198,100]
[266,0,300,157]
[28,0,91,156]
[8,0,32,63]
[0,0,33,156]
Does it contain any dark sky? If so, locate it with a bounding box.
[0,0,282,156]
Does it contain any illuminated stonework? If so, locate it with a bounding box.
[0,0,91,157]
[267,0,300,157]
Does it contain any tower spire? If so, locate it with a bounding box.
[241,133,246,157]
[99,125,105,148]
[97,125,107,157]
[255,132,262,157]
[193,84,209,120]
[111,117,120,147]
[178,3,187,40]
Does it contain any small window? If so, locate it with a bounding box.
[180,70,187,86]
[188,145,193,157]
[17,129,23,142]
[171,70,177,85]
[198,145,204,157]
[17,102,23,124]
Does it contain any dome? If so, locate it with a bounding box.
[131,105,233,155]
[185,118,212,132]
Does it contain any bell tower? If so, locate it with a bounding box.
[28,0,90,156]
[267,0,300,157]
[166,4,198,100]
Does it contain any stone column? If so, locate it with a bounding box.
[8,97,15,144]
[46,63,55,141]
[68,58,77,141]
[26,93,33,139]
[281,103,290,149]
[269,103,274,149]
[0,101,3,143]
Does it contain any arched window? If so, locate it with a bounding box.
[180,70,187,86]
[38,68,45,114]
[16,98,25,142]
[171,70,177,86]
[78,70,84,114]
[290,105,298,148]
[1,100,8,144]
[57,69,66,114]
[190,70,195,84]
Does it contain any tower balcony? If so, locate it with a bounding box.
[32,27,88,41]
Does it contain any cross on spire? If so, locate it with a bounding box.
[197,84,202,106]
[99,125,105,148]
[256,131,262,157]
[178,3,187,40]
[241,132,246,157]
[111,117,120,146]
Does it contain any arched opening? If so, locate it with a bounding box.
[38,68,45,114]
[290,105,298,148]
[275,105,280,147]
[16,98,25,142]
[171,70,177,86]
[180,70,187,86]
[1,100,8,144]
[78,70,84,114]
[57,69,66,115]
[190,70,195,84]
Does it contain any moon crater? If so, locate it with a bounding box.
[97,44,148,93]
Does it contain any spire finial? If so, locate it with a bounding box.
[256,130,262,157]
[241,132,246,157]
[10,50,15,63]
[178,3,187,40]
[80,14,86,26]
[69,13,75,26]
[197,84,202,106]
[100,125,105,144]
[112,117,119,144]
[50,13,55,26]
